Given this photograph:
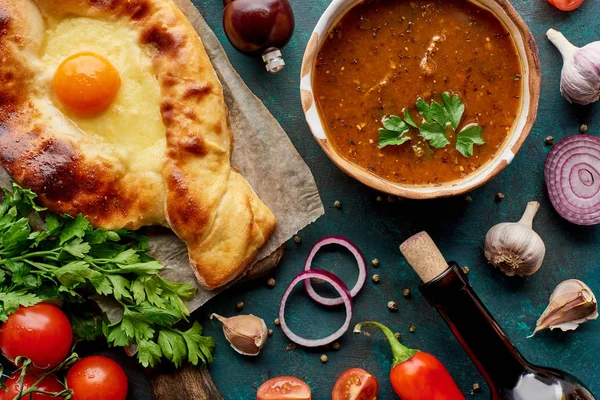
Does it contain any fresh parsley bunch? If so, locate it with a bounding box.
[0,182,214,368]
[378,92,485,157]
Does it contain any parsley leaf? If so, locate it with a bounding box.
[382,115,408,133]
[115,261,163,276]
[137,339,163,368]
[112,249,140,265]
[60,238,91,259]
[428,100,451,128]
[59,215,90,245]
[107,324,131,347]
[378,115,411,148]
[180,322,215,365]
[378,129,411,148]
[54,261,92,288]
[2,218,32,256]
[3,182,46,216]
[418,122,450,148]
[0,183,214,368]
[0,290,43,321]
[120,308,155,341]
[442,92,465,130]
[135,302,181,326]
[108,275,134,302]
[131,277,163,307]
[416,98,431,119]
[456,125,485,157]
[158,329,187,368]
[378,92,483,156]
[403,109,418,128]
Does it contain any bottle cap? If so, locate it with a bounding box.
[400,232,449,283]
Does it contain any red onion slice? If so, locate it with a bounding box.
[545,134,600,226]
[279,270,352,347]
[303,236,366,306]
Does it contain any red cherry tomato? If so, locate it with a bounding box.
[0,371,64,400]
[257,376,312,400]
[332,368,379,400]
[66,356,128,400]
[0,303,72,370]
[547,0,584,11]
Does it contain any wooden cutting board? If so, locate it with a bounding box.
[147,365,224,400]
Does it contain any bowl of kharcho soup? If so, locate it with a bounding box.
[300,0,541,199]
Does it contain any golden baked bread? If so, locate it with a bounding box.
[0,0,276,289]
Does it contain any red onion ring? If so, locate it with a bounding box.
[545,134,600,225]
[279,270,352,347]
[303,236,366,306]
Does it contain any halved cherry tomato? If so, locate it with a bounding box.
[547,0,584,11]
[332,368,379,400]
[0,371,64,400]
[0,303,72,371]
[66,355,128,400]
[257,376,312,400]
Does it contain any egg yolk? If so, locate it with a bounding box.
[52,52,121,116]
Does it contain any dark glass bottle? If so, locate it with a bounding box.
[420,263,595,400]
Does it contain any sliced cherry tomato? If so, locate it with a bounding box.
[0,303,72,370]
[332,368,379,400]
[257,376,312,400]
[0,371,64,400]
[66,356,128,400]
[547,0,584,11]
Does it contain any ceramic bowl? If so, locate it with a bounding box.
[300,0,541,199]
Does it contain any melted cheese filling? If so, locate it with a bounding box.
[39,17,165,173]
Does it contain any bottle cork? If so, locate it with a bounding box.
[400,232,449,283]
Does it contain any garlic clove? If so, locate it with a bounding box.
[211,313,268,356]
[484,201,546,277]
[547,28,600,105]
[530,279,598,337]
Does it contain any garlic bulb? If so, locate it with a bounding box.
[530,279,598,337]
[211,313,268,356]
[547,28,600,105]
[484,201,545,276]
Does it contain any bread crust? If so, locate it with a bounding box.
[0,0,276,289]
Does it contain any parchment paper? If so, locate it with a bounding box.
[0,1,323,313]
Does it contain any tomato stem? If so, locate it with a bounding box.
[13,353,79,400]
[354,321,419,367]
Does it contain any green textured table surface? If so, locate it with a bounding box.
[192,0,600,399]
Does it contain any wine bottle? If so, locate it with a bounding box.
[400,232,596,400]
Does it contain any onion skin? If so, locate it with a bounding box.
[545,134,600,225]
